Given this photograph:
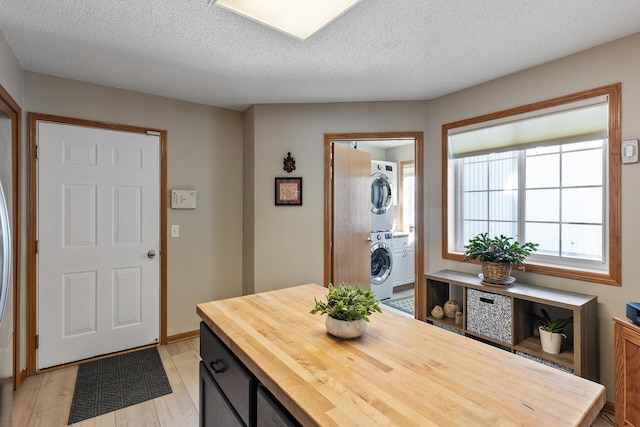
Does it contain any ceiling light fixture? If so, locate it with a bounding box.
[210,0,362,41]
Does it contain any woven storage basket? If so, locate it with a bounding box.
[481,262,512,283]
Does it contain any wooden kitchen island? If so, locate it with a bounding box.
[196,284,605,427]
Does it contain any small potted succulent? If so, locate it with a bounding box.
[464,233,539,284]
[310,283,382,339]
[530,308,573,354]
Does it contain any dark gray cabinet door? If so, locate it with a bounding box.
[200,322,254,425]
[256,386,299,427]
[200,362,244,427]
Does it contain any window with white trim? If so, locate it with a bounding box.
[443,84,621,285]
[401,162,415,232]
[457,139,606,271]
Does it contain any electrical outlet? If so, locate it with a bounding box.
[622,139,638,164]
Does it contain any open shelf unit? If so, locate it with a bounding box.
[425,269,599,381]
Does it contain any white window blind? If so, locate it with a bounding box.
[448,96,608,159]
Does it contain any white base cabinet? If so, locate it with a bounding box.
[392,237,415,286]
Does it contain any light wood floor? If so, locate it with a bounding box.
[13,338,201,427]
[12,336,615,427]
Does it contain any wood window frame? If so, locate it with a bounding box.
[441,83,621,285]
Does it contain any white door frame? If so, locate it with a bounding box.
[26,113,168,375]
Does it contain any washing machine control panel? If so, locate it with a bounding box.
[374,232,393,241]
[374,163,394,172]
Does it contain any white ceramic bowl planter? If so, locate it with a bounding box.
[310,283,382,339]
[325,316,368,339]
[539,326,566,354]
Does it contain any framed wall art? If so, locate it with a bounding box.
[275,177,302,206]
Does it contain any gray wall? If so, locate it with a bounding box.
[242,106,255,295]
[0,31,22,105]
[245,101,428,294]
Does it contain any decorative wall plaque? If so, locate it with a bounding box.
[275,177,302,206]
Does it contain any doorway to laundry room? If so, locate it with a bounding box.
[323,132,425,320]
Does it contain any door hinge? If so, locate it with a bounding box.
[35,240,39,254]
[35,335,39,349]
[35,145,39,159]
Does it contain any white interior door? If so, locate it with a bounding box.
[37,121,160,369]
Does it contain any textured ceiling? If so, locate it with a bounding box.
[1,1,639,111]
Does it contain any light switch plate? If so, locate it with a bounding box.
[622,139,638,164]
[171,225,180,237]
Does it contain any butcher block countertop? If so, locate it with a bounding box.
[196,284,605,427]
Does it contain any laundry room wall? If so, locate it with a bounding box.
[386,144,414,164]
[244,101,429,294]
[355,144,386,161]
[23,72,244,338]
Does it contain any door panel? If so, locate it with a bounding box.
[64,184,97,247]
[113,266,142,327]
[331,144,371,289]
[37,122,160,369]
[113,185,142,244]
[63,271,97,336]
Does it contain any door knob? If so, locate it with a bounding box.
[147,250,156,259]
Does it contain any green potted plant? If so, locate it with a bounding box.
[310,283,382,339]
[530,308,573,354]
[464,233,538,284]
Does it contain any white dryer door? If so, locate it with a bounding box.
[371,173,393,214]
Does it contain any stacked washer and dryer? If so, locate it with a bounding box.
[370,161,396,301]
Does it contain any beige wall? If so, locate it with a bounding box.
[0,31,23,105]
[426,32,640,401]
[242,106,255,295]
[3,24,638,404]
[247,101,428,293]
[24,72,244,337]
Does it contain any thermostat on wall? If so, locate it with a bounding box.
[622,139,638,164]
[171,190,196,209]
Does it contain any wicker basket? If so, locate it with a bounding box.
[481,262,512,283]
